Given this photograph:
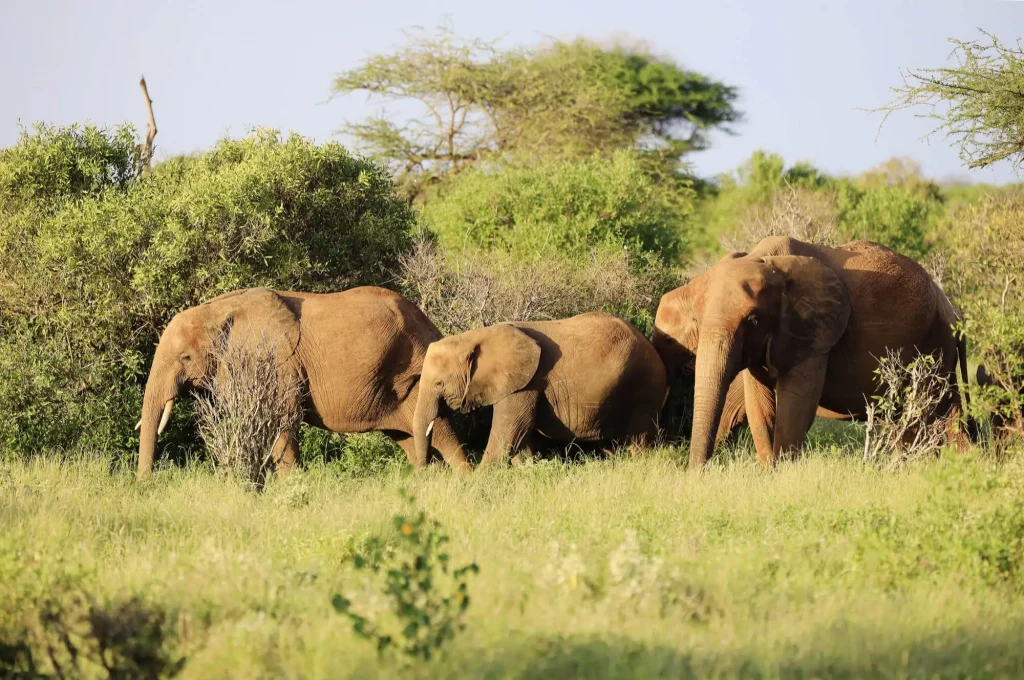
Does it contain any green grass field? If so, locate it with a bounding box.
[4,426,1024,678]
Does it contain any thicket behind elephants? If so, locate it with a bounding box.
[418,151,694,263]
[0,125,415,458]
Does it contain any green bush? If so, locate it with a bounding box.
[692,151,943,262]
[834,180,937,261]
[0,125,415,458]
[946,193,1024,436]
[299,428,405,478]
[419,151,693,263]
[690,150,831,250]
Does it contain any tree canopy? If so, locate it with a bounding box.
[331,26,740,199]
[877,30,1024,171]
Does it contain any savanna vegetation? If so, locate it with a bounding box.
[3,25,1024,679]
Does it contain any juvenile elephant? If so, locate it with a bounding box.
[413,312,668,466]
[137,286,469,478]
[653,236,970,467]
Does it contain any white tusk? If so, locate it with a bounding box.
[134,419,142,431]
[425,419,435,438]
[157,399,175,435]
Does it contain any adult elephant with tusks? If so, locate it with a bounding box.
[136,286,470,478]
[653,236,972,468]
[413,312,668,467]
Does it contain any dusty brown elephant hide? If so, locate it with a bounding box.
[137,286,469,477]
[653,236,970,467]
[414,312,668,466]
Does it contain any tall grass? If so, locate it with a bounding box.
[3,440,1024,678]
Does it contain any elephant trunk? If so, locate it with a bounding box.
[689,328,742,468]
[138,343,179,479]
[413,380,440,467]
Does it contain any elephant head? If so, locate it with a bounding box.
[414,324,541,465]
[137,288,300,478]
[655,253,850,466]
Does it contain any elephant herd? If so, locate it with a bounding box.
[136,236,972,478]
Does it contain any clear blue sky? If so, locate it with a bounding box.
[3,0,1022,183]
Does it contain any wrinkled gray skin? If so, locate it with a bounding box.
[653,236,971,467]
[137,286,469,479]
[413,312,668,466]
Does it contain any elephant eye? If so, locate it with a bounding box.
[180,353,192,363]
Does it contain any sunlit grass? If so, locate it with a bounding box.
[3,433,1024,678]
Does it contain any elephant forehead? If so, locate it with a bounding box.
[425,340,463,366]
[718,259,771,286]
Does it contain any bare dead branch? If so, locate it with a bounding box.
[138,76,158,175]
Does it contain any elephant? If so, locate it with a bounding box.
[976,350,1024,440]
[136,286,470,478]
[709,371,854,449]
[653,236,970,467]
[413,312,668,466]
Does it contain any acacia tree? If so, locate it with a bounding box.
[877,30,1024,170]
[331,26,740,199]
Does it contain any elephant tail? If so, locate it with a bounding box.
[956,326,980,441]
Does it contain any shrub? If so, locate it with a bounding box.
[719,182,841,253]
[0,589,184,679]
[0,125,414,458]
[863,351,952,467]
[693,151,944,262]
[194,328,305,490]
[690,150,832,249]
[946,193,1024,438]
[332,489,479,665]
[399,238,679,336]
[418,151,693,263]
[299,428,405,478]
[834,180,937,260]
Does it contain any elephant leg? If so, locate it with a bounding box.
[627,419,662,451]
[743,371,776,465]
[271,428,300,476]
[389,433,425,467]
[481,390,539,467]
[427,417,471,471]
[771,355,828,464]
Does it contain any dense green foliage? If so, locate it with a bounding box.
[331,26,739,198]
[0,125,415,457]
[692,150,947,261]
[945,194,1024,432]
[419,152,692,262]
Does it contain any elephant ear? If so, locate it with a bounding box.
[463,324,541,409]
[656,271,709,357]
[206,288,300,367]
[763,256,851,376]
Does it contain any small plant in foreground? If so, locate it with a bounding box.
[332,489,479,664]
[863,351,951,466]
